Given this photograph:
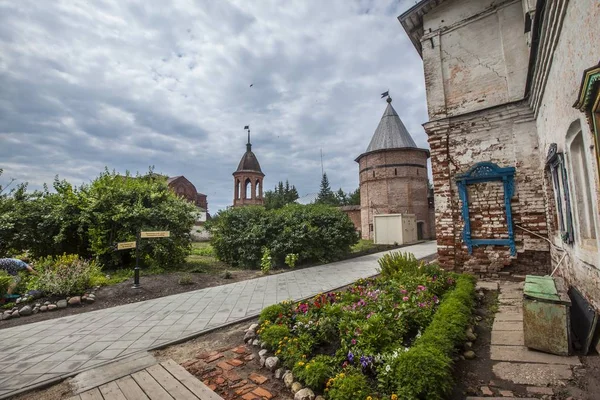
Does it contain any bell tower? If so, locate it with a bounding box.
[233,126,265,207]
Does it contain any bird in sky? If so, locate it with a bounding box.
[249,84,253,87]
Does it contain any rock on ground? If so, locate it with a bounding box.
[294,388,315,400]
[291,382,303,394]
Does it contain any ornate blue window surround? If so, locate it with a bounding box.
[456,162,517,256]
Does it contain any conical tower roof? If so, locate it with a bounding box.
[365,97,417,152]
[234,131,264,175]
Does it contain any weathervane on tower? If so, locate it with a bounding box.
[244,125,251,151]
[381,90,392,103]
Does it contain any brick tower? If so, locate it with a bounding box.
[233,128,265,207]
[355,95,431,239]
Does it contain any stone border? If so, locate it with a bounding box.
[1,290,97,321]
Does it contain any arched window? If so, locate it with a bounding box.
[245,178,252,199]
[236,179,241,199]
[256,179,262,199]
[566,120,597,243]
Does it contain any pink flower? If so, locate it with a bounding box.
[402,296,409,302]
[351,339,357,345]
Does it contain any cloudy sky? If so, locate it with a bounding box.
[0,0,428,213]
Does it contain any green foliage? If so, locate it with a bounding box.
[351,239,375,253]
[285,253,299,268]
[28,254,102,296]
[388,274,476,399]
[293,355,333,391]
[261,248,273,274]
[190,243,214,256]
[207,204,358,268]
[315,173,337,206]
[392,344,453,400]
[178,273,194,285]
[259,324,290,350]
[259,303,288,324]
[0,169,197,270]
[264,180,299,210]
[0,271,14,298]
[325,370,370,400]
[347,188,360,206]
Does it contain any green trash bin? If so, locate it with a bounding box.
[523,275,572,356]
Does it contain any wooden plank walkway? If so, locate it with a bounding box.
[68,360,224,400]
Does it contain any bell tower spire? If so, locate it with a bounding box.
[233,125,265,207]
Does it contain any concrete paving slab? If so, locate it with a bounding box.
[492,321,523,331]
[492,361,573,385]
[494,311,523,322]
[476,281,499,291]
[491,330,525,346]
[490,345,581,365]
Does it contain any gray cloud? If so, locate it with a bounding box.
[0,0,429,212]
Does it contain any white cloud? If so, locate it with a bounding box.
[0,0,428,212]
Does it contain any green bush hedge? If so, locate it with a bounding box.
[27,254,103,297]
[392,274,476,399]
[207,204,358,268]
[0,170,197,269]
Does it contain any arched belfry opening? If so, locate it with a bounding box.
[233,126,265,207]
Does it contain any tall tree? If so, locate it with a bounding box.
[315,173,338,206]
[264,180,299,210]
[347,188,360,205]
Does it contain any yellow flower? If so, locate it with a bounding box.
[391,395,398,400]
[366,397,373,400]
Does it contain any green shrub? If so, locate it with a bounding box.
[259,303,288,324]
[178,273,194,285]
[260,324,290,350]
[0,271,14,298]
[1,170,197,269]
[293,355,333,391]
[285,253,299,268]
[392,344,453,400]
[207,204,358,268]
[389,274,476,399]
[325,370,370,400]
[261,248,273,274]
[28,254,102,296]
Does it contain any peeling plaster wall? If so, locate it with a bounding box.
[532,0,600,308]
[422,0,529,119]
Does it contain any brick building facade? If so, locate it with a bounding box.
[355,97,434,241]
[399,0,600,309]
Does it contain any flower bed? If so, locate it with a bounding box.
[256,252,476,400]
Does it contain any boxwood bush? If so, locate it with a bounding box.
[207,204,358,268]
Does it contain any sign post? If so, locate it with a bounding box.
[114,231,170,289]
[132,231,141,289]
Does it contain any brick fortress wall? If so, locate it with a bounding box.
[358,148,431,240]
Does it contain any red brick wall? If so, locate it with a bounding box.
[425,101,550,275]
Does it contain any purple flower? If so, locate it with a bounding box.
[348,351,354,363]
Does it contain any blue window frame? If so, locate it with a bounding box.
[456,162,517,256]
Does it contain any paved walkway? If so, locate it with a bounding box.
[0,241,436,398]
[468,280,580,400]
